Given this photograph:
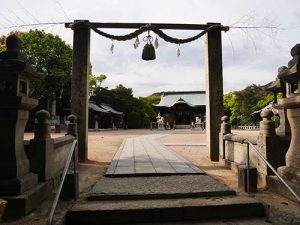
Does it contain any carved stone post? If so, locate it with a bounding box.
[34,110,51,140]
[66,114,78,166]
[259,110,275,136]
[220,115,231,135]
[67,114,78,137]
[30,110,53,182]
[257,109,279,185]
[219,115,231,159]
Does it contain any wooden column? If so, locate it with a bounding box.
[204,23,224,161]
[71,20,90,162]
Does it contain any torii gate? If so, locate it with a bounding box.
[65,20,227,162]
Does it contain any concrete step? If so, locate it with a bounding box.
[87,175,235,201]
[65,196,265,225]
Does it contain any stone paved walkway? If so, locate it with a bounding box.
[106,133,204,176]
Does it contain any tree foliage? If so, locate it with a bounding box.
[224,84,273,125]
[0,30,73,111]
[90,83,157,128]
[89,74,107,95]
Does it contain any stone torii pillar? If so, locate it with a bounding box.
[205,22,224,161]
[70,20,90,162]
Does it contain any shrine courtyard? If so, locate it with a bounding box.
[2,129,298,225]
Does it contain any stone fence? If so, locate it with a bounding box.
[232,125,259,130]
[26,110,77,184]
[220,112,289,187]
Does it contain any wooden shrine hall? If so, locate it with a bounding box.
[153,91,206,128]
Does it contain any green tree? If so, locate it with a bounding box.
[0,30,73,112]
[224,84,272,125]
[142,94,161,106]
[112,84,133,98]
[90,84,158,128]
[0,35,6,52]
[89,74,107,95]
[139,96,158,122]
[223,91,236,123]
[127,111,141,129]
[256,94,274,109]
[19,30,72,111]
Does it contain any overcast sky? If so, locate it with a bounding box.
[1,0,299,97]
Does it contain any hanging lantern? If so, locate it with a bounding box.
[142,30,156,60]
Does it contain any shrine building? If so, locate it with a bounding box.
[153,91,206,128]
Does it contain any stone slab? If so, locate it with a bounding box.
[66,196,264,225]
[87,175,235,200]
[106,134,204,176]
[267,175,300,204]
[164,143,207,146]
[120,218,272,225]
[2,182,47,217]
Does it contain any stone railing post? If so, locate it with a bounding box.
[220,115,231,135]
[34,110,51,140]
[219,115,231,159]
[257,109,279,185]
[67,114,78,138]
[259,110,276,136]
[66,114,78,166]
[30,109,54,182]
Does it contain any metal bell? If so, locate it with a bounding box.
[142,43,156,60]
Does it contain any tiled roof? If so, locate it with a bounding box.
[89,102,123,115]
[154,91,205,108]
[100,103,123,115]
[89,102,109,113]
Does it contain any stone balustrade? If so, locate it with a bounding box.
[29,110,76,182]
[220,109,288,187]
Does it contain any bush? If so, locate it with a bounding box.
[128,111,141,129]
[143,113,150,128]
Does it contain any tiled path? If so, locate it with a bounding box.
[106,133,204,176]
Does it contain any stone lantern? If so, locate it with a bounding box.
[0,35,46,215]
[262,69,290,137]
[276,44,300,191]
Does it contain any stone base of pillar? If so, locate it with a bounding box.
[60,171,79,200]
[267,175,300,203]
[195,124,202,129]
[277,166,300,182]
[0,172,38,196]
[158,123,164,130]
[2,182,47,217]
[238,166,258,193]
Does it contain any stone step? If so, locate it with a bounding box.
[120,218,272,225]
[87,175,235,201]
[65,196,265,225]
[2,182,47,217]
[175,125,191,129]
